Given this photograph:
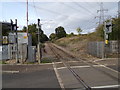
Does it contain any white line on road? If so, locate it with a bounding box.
[91,84,120,89]
[52,62,65,90]
[2,71,19,73]
[57,65,106,70]
[93,61,119,74]
[94,58,118,62]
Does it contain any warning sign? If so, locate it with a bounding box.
[23,36,27,39]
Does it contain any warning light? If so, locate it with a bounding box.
[105,40,109,44]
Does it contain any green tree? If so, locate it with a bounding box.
[22,26,27,32]
[76,27,82,35]
[22,24,48,45]
[95,24,104,39]
[2,24,11,36]
[95,17,120,41]
[40,34,49,43]
[55,26,66,39]
[67,32,75,37]
[109,18,120,40]
[49,33,57,40]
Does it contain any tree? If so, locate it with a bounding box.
[76,27,82,35]
[49,33,57,40]
[95,24,104,39]
[40,34,49,43]
[109,18,120,40]
[67,32,75,37]
[22,26,27,32]
[22,24,48,46]
[95,17,120,41]
[2,24,11,36]
[55,26,66,39]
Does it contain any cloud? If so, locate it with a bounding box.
[1,2,118,36]
[33,2,118,36]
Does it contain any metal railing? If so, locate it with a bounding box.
[87,40,119,58]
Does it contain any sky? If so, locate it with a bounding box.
[0,1,118,36]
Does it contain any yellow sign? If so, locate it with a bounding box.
[105,40,109,44]
[23,36,27,39]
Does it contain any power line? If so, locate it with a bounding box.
[60,2,82,12]
[33,0,39,17]
[73,2,96,17]
[29,3,68,18]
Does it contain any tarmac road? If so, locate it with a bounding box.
[2,64,61,89]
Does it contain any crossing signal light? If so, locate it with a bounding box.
[105,21,112,33]
[10,19,17,31]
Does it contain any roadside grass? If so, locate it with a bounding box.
[25,62,35,64]
[0,61,7,64]
[41,57,60,63]
[55,34,102,46]
[53,33,104,60]
[107,53,119,58]
[41,57,53,63]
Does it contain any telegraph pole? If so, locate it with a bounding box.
[37,19,42,64]
[118,1,120,72]
[26,0,28,35]
[26,0,29,62]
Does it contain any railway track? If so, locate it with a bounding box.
[48,43,119,81]
[47,42,119,90]
[48,43,91,90]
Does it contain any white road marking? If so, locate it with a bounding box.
[55,62,63,64]
[57,65,107,70]
[104,64,116,66]
[2,63,53,65]
[2,71,19,73]
[93,61,119,74]
[57,67,67,70]
[52,62,65,90]
[94,58,118,62]
[91,84,120,89]
[71,65,90,68]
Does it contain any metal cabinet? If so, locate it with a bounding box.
[28,46,36,62]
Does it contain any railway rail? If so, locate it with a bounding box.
[48,43,91,90]
[47,42,119,90]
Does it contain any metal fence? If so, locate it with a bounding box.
[87,41,119,58]
[8,44,28,60]
[0,45,10,60]
[0,44,28,61]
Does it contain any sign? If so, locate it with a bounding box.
[23,36,27,39]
